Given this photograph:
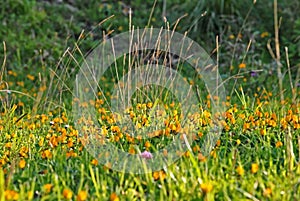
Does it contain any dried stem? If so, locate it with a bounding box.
[274,0,284,102]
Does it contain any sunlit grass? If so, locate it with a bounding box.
[0,83,299,200]
[1,0,300,200]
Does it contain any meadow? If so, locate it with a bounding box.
[0,0,300,200]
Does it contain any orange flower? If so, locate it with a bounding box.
[19,159,26,169]
[67,140,74,148]
[63,189,73,199]
[4,190,19,200]
[128,146,135,154]
[27,74,35,81]
[153,170,166,181]
[238,63,246,69]
[275,141,283,148]
[5,142,12,149]
[42,149,52,159]
[110,192,120,201]
[77,190,88,201]
[43,184,53,193]
[260,129,267,136]
[144,141,151,149]
[91,159,98,166]
[260,31,269,38]
[263,187,272,197]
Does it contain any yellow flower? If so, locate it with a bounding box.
[128,146,135,154]
[63,189,73,199]
[77,190,88,201]
[42,149,52,159]
[146,102,153,108]
[144,141,151,149]
[43,184,53,193]
[91,159,98,166]
[236,139,241,145]
[260,31,269,38]
[263,187,272,197]
[8,70,17,77]
[251,163,259,174]
[275,141,283,148]
[5,142,12,149]
[260,129,267,136]
[26,74,35,81]
[243,122,250,131]
[27,191,34,200]
[153,170,166,181]
[238,63,246,69]
[19,159,26,169]
[236,165,244,176]
[4,190,19,200]
[210,150,217,158]
[110,192,120,201]
[200,182,213,194]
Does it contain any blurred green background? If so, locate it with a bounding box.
[0,0,299,108]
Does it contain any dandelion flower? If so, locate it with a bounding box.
[153,170,166,181]
[77,190,88,201]
[144,141,151,149]
[42,149,52,159]
[251,163,259,174]
[236,165,244,176]
[260,31,269,38]
[4,190,19,200]
[110,192,120,201]
[91,159,98,166]
[27,74,35,81]
[19,159,26,169]
[260,129,267,136]
[275,141,283,148]
[63,189,73,199]
[200,182,213,194]
[43,184,53,193]
[238,63,246,69]
[263,187,272,197]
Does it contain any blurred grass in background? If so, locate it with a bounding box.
[0,0,299,109]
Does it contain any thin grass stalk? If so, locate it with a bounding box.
[286,126,295,173]
[273,0,284,102]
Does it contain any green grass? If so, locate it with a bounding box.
[0,98,299,200]
[1,0,300,200]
